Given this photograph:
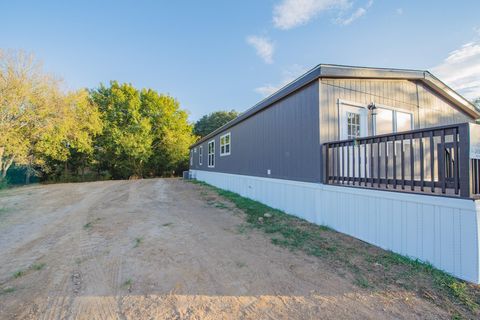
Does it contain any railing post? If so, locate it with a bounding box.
[458,124,471,198]
[323,144,329,184]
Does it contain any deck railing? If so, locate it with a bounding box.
[323,123,480,199]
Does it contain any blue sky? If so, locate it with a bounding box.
[1,0,480,120]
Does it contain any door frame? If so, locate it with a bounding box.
[337,99,368,140]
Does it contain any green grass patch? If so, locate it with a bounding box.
[0,207,9,217]
[83,217,101,230]
[133,237,143,248]
[31,262,46,271]
[13,270,25,278]
[0,287,15,295]
[188,179,480,318]
[122,278,133,289]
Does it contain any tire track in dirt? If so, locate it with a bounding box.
[0,179,452,320]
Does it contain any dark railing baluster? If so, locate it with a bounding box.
[385,138,389,189]
[342,143,347,184]
[377,139,381,188]
[410,134,414,191]
[430,131,435,192]
[331,144,335,184]
[353,141,362,185]
[440,130,446,194]
[401,135,405,190]
[352,141,355,185]
[420,134,425,191]
[337,144,343,183]
[370,139,374,187]
[453,128,459,195]
[325,144,330,184]
[364,140,367,186]
[347,143,355,184]
[393,136,397,189]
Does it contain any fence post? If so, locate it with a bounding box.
[458,124,471,198]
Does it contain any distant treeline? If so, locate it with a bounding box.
[0,49,196,184]
[0,49,243,186]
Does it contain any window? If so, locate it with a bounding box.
[220,132,231,156]
[190,150,193,166]
[395,111,413,132]
[346,112,361,139]
[374,107,413,135]
[375,108,394,135]
[208,140,215,167]
[199,146,203,165]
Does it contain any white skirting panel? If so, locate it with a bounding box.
[191,170,480,284]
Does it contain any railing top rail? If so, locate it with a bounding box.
[324,122,469,146]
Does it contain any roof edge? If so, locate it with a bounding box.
[190,64,480,148]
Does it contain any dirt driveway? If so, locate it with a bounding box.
[0,179,449,319]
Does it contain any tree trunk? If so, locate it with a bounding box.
[25,169,31,184]
[82,156,86,180]
[1,155,15,179]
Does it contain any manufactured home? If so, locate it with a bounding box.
[189,64,480,283]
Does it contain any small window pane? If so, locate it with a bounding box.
[375,109,394,135]
[396,111,412,132]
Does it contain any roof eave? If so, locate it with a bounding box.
[422,72,480,119]
[190,64,480,149]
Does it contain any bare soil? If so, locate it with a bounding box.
[0,178,453,319]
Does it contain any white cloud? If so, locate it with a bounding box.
[432,41,480,100]
[273,0,350,30]
[396,8,403,15]
[246,35,275,64]
[336,0,373,25]
[255,64,308,97]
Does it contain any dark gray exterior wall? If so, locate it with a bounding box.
[190,81,321,183]
[190,75,476,184]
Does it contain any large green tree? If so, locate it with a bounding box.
[193,110,238,138]
[90,82,153,178]
[141,89,195,176]
[90,82,195,179]
[0,49,102,182]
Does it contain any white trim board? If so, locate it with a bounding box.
[190,169,480,284]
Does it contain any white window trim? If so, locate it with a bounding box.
[337,99,368,140]
[220,132,231,156]
[208,140,215,168]
[337,99,415,137]
[199,146,203,165]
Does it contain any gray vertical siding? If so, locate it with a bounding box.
[191,76,474,184]
[191,81,321,182]
[319,78,472,143]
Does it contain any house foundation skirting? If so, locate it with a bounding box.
[190,169,480,284]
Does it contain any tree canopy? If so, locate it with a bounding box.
[0,50,102,182]
[90,82,195,179]
[193,110,239,138]
[1,50,195,184]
